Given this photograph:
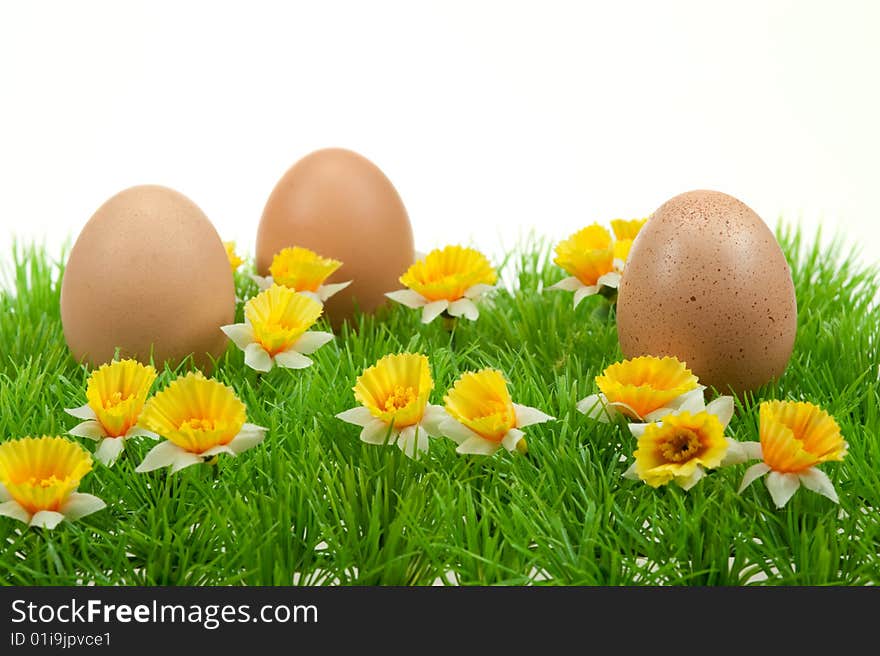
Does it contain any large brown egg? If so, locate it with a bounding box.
[616,190,797,394]
[61,185,235,369]
[256,148,414,326]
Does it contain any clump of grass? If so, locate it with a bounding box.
[0,225,878,585]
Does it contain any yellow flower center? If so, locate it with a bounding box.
[269,246,342,292]
[444,369,516,443]
[596,356,699,419]
[658,428,702,462]
[0,437,93,514]
[399,245,497,302]
[354,353,433,428]
[553,224,615,286]
[246,285,323,356]
[85,359,157,437]
[139,373,247,454]
[759,401,846,473]
[634,412,727,487]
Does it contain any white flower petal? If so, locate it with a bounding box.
[741,441,764,460]
[765,471,801,508]
[420,405,449,437]
[318,280,352,301]
[0,483,10,502]
[244,343,274,372]
[136,440,191,473]
[250,274,274,290]
[447,298,479,321]
[199,445,237,458]
[501,428,525,452]
[125,426,159,440]
[397,425,429,460]
[385,289,427,309]
[607,401,643,421]
[361,420,396,446]
[720,438,750,466]
[642,407,675,422]
[622,462,639,480]
[60,492,106,521]
[224,423,267,455]
[94,437,125,467]
[439,418,481,445]
[546,276,583,292]
[798,468,840,504]
[456,436,500,456]
[336,406,375,427]
[421,300,449,324]
[464,283,496,300]
[170,453,204,474]
[220,323,256,351]
[705,395,735,428]
[577,393,614,421]
[0,499,31,524]
[68,420,108,441]
[64,403,97,420]
[738,462,771,493]
[30,511,66,530]
[676,467,706,491]
[274,349,314,370]
[666,387,708,415]
[597,271,621,289]
[513,404,554,428]
[573,285,599,308]
[627,421,655,437]
[293,331,335,355]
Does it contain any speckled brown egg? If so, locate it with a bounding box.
[256,148,414,326]
[60,185,235,369]
[616,189,797,394]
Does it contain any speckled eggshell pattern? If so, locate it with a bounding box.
[616,189,797,394]
[256,148,415,327]
[60,185,235,370]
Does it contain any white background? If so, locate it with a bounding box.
[1,0,878,269]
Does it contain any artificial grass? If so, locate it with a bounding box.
[0,226,878,586]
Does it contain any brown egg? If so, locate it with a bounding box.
[616,190,797,394]
[61,185,235,369]
[256,148,414,326]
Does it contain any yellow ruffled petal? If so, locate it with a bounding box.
[139,372,247,454]
[353,353,433,427]
[224,241,243,272]
[245,285,323,356]
[596,356,699,419]
[269,247,342,292]
[0,437,92,513]
[610,218,648,241]
[443,369,516,443]
[759,401,846,473]
[85,359,157,437]
[399,246,497,302]
[553,224,615,286]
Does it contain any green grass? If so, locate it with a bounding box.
[1,226,878,586]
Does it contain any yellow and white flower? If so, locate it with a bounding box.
[386,245,498,324]
[547,224,621,308]
[221,284,334,373]
[737,401,847,508]
[336,353,446,459]
[578,355,705,423]
[610,217,647,271]
[623,395,738,490]
[0,436,105,529]
[64,359,159,466]
[224,241,244,272]
[251,246,351,303]
[439,369,554,456]
[135,372,266,474]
